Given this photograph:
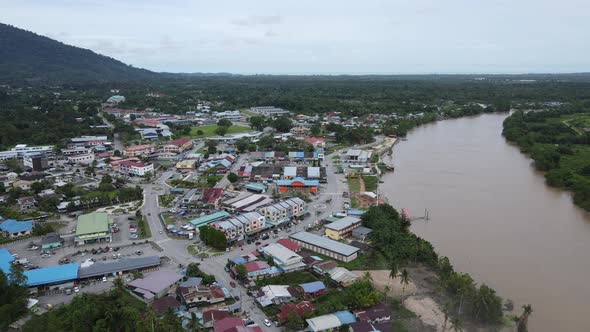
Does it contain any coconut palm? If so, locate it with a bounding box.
[383,285,391,298]
[517,304,533,332]
[450,316,463,332]
[388,260,399,288]
[362,271,373,282]
[399,269,411,305]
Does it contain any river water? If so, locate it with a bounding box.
[381,113,590,332]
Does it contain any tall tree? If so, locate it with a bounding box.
[399,269,411,305]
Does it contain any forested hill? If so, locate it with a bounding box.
[0,23,157,84]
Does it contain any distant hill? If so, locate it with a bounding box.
[0,23,157,84]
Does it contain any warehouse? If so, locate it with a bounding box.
[323,216,363,240]
[289,232,359,262]
[78,256,161,279]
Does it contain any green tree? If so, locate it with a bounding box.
[235,264,247,280]
[517,304,533,332]
[196,129,204,136]
[227,172,239,183]
[310,123,321,136]
[272,116,293,133]
[249,116,266,131]
[217,118,232,127]
[214,126,228,136]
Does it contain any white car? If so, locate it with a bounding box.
[102,276,107,283]
[263,319,271,327]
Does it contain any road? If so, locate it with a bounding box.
[97,111,124,151]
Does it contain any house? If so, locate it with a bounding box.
[356,192,382,209]
[348,321,392,332]
[305,137,326,148]
[175,159,197,172]
[276,177,319,194]
[176,285,226,307]
[213,317,263,332]
[127,269,183,301]
[118,160,154,177]
[354,303,392,324]
[151,296,181,315]
[241,261,273,279]
[75,212,111,246]
[345,149,372,163]
[12,180,32,191]
[256,285,294,306]
[200,188,223,208]
[261,243,306,273]
[290,125,310,137]
[202,309,230,328]
[0,219,33,238]
[140,129,159,140]
[123,144,155,157]
[329,267,359,287]
[67,153,95,165]
[306,311,357,332]
[312,260,338,275]
[17,196,36,212]
[162,138,193,154]
[299,281,327,297]
[277,301,314,323]
[324,216,363,240]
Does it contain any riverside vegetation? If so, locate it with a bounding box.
[503,106,590,211]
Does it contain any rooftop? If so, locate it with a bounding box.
[127,269,183,295]
[24,263,79,286]
[76,212,110,236]
[289,232,360,256]
[324,216,362,231]
[0,219,33,234]
[78,256,161,279]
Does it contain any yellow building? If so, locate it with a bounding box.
[324,216,362,240]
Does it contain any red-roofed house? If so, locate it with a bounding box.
[203,309,230,328]
[213,317,244,332]
[119,160,154,177]
[109,157,140,172]
[201,188,223,208]
[276,238,301,252]
[354,303,392,323]
[240,261,272,278]
[162,138,193,153]
[276,301,314,323]
[304,137,326,148]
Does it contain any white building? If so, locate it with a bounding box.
[119,161,154,177]
[250,106,290,117]
[212,110,243,121]
[261,243,305,273]
[9,144,55,159]
[67,154,95,165]
[61,147,92,156]
[211,212,266,240]
[257,197,305,225]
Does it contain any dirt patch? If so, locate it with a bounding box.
[404,296,450,331]
[353,270,417,297]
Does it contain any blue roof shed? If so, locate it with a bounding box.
[334,310,357,325]
[299,281,326,294]
[0,219,33,234]
[24,263,79,286]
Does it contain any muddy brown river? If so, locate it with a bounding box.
[381,113,590,331]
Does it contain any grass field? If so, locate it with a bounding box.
[189,125,250,138]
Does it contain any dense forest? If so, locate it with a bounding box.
[0,23,156,84]
[503,106,590,211]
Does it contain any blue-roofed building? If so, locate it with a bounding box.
[347,209,365,216]
[0,248,14,274]
[334,310,357,325]
[299,281,326,296]
[24,263,79,287]
[245,183,267,193]
[0,219,33,238]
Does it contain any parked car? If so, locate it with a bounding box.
[230,281,236,288]
[263,319,271,327]
[102,276,107,282]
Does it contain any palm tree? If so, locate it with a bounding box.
[187,311,204,331]
[112,276,124,293]
[450,316,463,332]
[362,271,373,282]
[399,269,411,305]
[388,260,399,288]
[517,304,533,332]
[383,285,391,298]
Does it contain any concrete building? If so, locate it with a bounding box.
[250,106,290,116]
[23,155,48,171]
[189,211,230,228]
[75,212,111,246]
[261,243,305,273]
[276,177,319,194]
[324,216,363,240]
[162,138,193,154]
[119,160,154,177]
[345,149,373,162]
[67,153,95,165]
[257,197,306,225]
[123,144,155,157]
[289,232,360,262]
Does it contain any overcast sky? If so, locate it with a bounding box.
[3,0,589,74]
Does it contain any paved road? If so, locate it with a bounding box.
[97,112,124,151]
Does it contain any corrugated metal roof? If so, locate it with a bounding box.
[78,256,160,278]
[289,232,359,256]
[324,216,362,231]
[25,263,79,286]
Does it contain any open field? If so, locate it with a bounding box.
[189,124,250,137]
